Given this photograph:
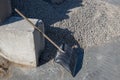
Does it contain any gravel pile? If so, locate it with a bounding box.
[0,0,119,79]
[11,0,120,48]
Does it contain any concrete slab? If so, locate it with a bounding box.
[83,41,120,80]
[0,17,45,67]
[0,0,11,23]
[6,39,120,80]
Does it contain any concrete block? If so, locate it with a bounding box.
[0,17,45,67]
[0,0,11,23]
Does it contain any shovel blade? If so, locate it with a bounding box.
[54,43,78,76]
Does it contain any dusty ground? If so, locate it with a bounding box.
[0,0,120,79]
[1,38,120,80]
[0,57,10,79]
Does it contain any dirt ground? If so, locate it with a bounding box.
[0,56,10,79]
[0,0,120,79]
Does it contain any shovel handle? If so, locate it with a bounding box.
[15,8,65,53]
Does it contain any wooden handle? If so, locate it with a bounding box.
[15,8,65,53]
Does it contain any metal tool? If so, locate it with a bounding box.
[15,8,79,76]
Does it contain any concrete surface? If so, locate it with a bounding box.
[0,0,119,80]
[0,38,119,80]
[0,0,11,23]
[84,40,120,80]
[107,0,120,6]
[0,17,45,67]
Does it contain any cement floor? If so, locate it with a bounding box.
[2,39,119,80]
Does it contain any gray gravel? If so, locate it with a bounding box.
[11,0,120,48]
[0,0,120,79]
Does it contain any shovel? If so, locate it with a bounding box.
[15,8,78,76]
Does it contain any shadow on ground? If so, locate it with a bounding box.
[10,0,84,76]
[11,0,83,26]
[39,27,84,77]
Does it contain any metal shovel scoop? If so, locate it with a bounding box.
[15,8,78,76]
[54,43,78,76]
